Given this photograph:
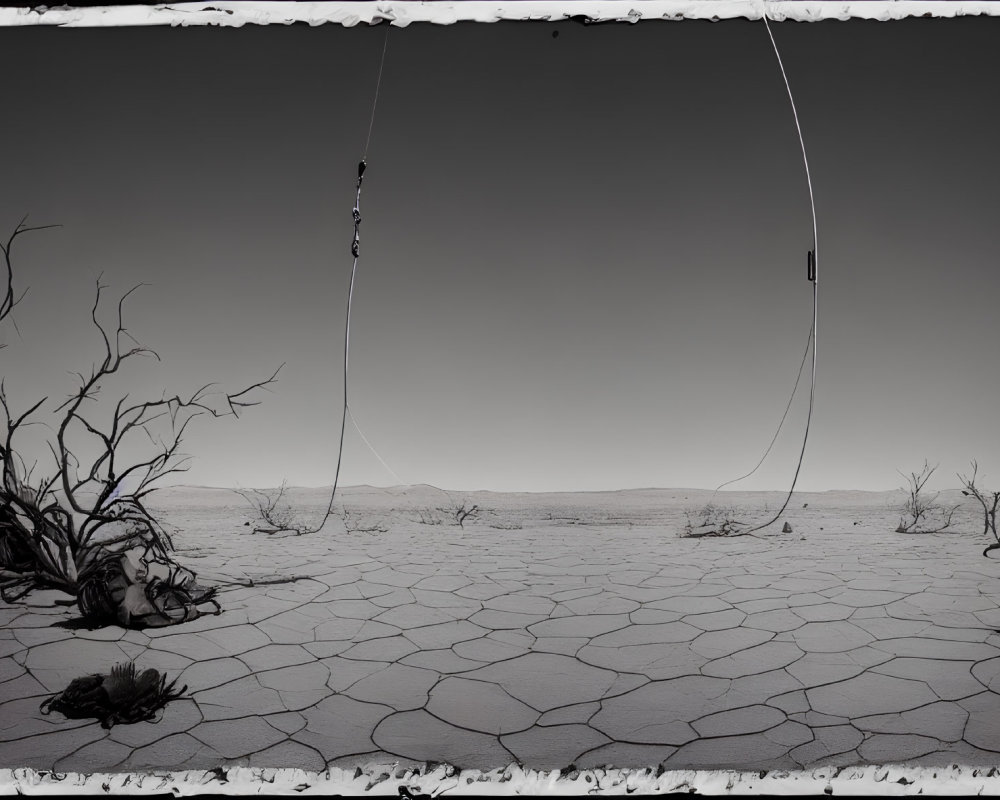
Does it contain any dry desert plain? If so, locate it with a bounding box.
[1,484,999,774]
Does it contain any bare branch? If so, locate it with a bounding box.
[0,218,61,343]
[223,363,284,418]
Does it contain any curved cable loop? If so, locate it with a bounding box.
[729,2,819,537]
[709,318,813,504]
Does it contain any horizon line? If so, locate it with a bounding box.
[156,482,916,496]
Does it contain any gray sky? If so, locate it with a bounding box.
[1,17,998,493]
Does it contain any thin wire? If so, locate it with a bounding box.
[364,24,391,162]
[710,318,813,503]
[349,406,404,485]
[738,4,819,536]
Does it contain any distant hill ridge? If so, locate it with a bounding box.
[148,484,930,513]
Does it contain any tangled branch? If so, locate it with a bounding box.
[233,480,302,535]
[0,222,280,625]
[895,460,957,534]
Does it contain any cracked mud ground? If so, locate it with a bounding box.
[1,487,999,774]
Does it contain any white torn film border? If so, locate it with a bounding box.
[2,763,999,795]
[1,1,1000,27]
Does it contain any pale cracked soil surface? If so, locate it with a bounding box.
[1,486,998,774]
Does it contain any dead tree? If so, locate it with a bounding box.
[452,502,479,529]
[895,460,957,533]
[233,480,301,535]
[958,461,1000,558]
[0,221,281,626]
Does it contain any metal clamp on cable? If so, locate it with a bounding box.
[807,250,816,282]
[351,161,366,257]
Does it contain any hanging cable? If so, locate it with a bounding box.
[733,4,819,537]
[364,24,391,162]
[710,317,813,504]
[303,23,391,535]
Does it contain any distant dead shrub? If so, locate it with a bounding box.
[487,516,523,531]
[895,461,957,534]
[233,480,302,535]
[415,501,480,529]
[340,506,388,534]
[451,501,480,528]
[681,503,749,538]
[415,508,445,526]
[958,461,1000,558]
